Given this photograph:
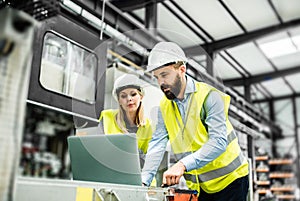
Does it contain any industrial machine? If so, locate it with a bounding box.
[15,177,170,201]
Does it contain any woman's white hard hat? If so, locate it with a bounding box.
[112,73,145,100]
[147,42,187,72]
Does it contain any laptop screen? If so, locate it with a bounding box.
[67,134,142,186]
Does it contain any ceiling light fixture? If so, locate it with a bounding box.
[259,37,299,58]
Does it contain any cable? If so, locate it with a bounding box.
[100,0,106,40]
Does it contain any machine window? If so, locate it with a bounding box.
[40,31,97,104]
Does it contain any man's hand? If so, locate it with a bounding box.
[162,161,186,187]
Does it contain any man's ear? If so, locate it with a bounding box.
[179,64,186,74]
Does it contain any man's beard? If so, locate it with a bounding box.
[160,74,182,100]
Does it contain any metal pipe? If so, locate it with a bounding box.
[292,97,300,188]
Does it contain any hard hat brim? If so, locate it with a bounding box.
[115,84,142,96]
[146,61,177,73]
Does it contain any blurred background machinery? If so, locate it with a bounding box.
[0,7,36,201]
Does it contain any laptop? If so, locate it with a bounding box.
[67,134,142,186]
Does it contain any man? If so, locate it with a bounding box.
[142,42,249,201]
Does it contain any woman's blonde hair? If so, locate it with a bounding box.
[115,90,146,133]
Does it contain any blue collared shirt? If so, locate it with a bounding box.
[142,76,228,186]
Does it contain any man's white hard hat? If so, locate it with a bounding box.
[147,42,187,72]
[112,73,145,100]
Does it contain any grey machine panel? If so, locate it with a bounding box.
[15,177,169,201]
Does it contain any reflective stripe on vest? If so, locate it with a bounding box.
[184,152,244,183]
[173,130,237,160]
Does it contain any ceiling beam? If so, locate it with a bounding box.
[109,0,165,12]
[184,18,300,56]
[70,0,160,49]
[253,93,300,103]
[218,0,247,32]
[170,0,213,42]
[162,2,208,42]
[223,65,300,86]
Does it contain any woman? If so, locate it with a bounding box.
[99,73,153,169]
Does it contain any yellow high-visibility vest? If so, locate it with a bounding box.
[160,82,249,193]
[100,109,152,153]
